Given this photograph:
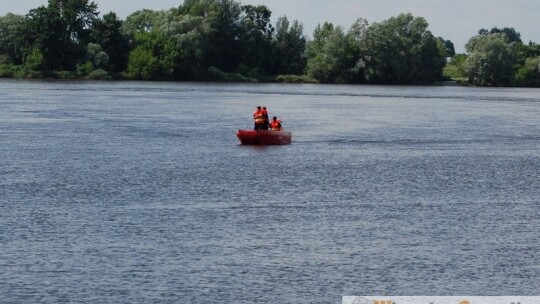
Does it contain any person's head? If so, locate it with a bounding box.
[272,116,277,120]
[257,106,261,110]
[263,107,267,110]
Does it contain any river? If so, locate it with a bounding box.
[1,80,539,303]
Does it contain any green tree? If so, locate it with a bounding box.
[306,22,355,83]
[26,0,99,70]
[241,4,274,38]
[464,33,516,86]
[237,4,274,76]
[86,43,109,69]
[0,13,29,65]
[443,53,467,79]
[26,5,71,70]
[514,56,540,87]
[122,9,166,35]
[346,18,369,83]
[127,47,160,79]
[126,31,180,79]
[478,27,521,43]
[521,41,540,58]
[359,13,445,84]
[90,12,129,72]
[179,0,242,72]
[444,39,456,57]
[157,14,212,79]
[514,41,540,70]
[272,16,306,75]
[49,0,98,42]
[24,47,45,71]
[436,37,455,57]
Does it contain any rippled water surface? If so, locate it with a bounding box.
[1,80,539,303]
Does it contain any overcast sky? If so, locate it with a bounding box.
[2,0,539,53]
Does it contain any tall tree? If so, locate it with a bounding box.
[158,13,214,79]
[0,13,29,65]
[127,31,180,80]
[26,0,99,70]
[90,12,129,72]
[514,56,540,87]
[122,9,165,35]
[306,22,355,83]
[179,0,242,72]
[272,16,306,75]
[465,33,516,86]
[49,0,98,42]
[436,38,456,57]
[478,27,522,43]
[241,4,273,38]
[359,13,445,84]
[26,5,73,69]
[237,5,274,75]
[346,18,369,83]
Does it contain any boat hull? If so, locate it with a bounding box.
[236,130,292,145]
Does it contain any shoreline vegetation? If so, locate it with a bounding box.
[1,0,540,87]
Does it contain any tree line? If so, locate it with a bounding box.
[445,27,540,86]
[1,0,539,86]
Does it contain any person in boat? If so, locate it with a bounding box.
[270,116,282,131]
[253,106,267,131]
[262,106,269,128]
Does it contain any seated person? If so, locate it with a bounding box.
[269,116,282,131]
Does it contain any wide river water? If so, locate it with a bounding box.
[1,80,539,303]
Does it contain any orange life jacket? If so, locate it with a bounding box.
[270,120,282,131]
[253,110,265,124]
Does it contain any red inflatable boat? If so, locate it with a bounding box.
[236,130,292,145]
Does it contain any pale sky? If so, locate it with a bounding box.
[2,0,539,53]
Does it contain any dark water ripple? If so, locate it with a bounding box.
[1,80,539,303]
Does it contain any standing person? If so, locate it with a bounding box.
[269,116,282,131]
[253,106,266,131]
[261,106,269,130]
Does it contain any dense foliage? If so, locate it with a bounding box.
[358,14,446,84]
[446,27,540,86]
[0,0,539,86]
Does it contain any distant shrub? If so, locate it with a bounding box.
[0,55,10,65]
[86,69,111,80]
[127,47,161,80]
[276,74,318,83]
[24,48,45,71]
[443,54,467,80]
[513,57,540,87]
[207,66,256,82]
[0,64,19,78]
[56,70,76,79]
[76,61,94,77]
[207,66,226,79]
[14,69,43,78]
